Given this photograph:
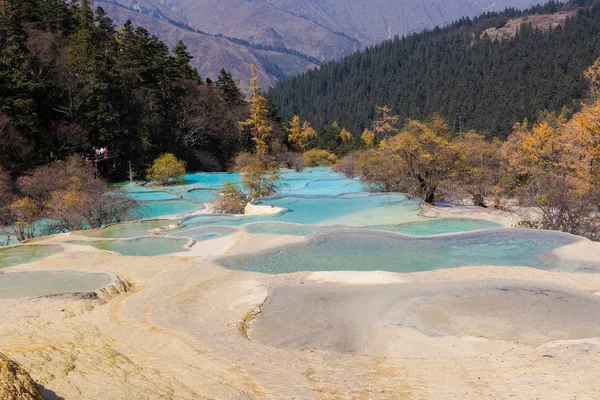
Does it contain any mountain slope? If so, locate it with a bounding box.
[264,0,544,44]
[98,2,319,90]
[268,2,600,138]
[101,0,360,61]
[101,0,548,87]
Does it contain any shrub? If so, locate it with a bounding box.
[277,151,304,172]
[214,182,248,214]
[146,153,186,185]
[354,150,406,192]
[333,152,360,178]
[303,149,338,167]
[9,197,41,241]
[240,156,281,200]
[10,156,142,239]
[233,151,256,171]
[214,152,283,214]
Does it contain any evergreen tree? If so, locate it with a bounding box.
[0,0,253,177]
[269,0,600,140]
[216,68,245,107]
[173,40,201,83]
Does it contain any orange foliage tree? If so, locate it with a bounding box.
[240,65,272,155]
[383,115,458,203]
[501,101,600,237]
[452,131,503,207]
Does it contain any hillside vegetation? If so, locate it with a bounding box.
[269,0,600,138]
[100,0,548,86]
[0,0,252,177]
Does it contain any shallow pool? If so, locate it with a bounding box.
[370,218,502,236]
[76,220,178,239]
[68,237,190,256]
[217,229,594,274]
[181,189,220,202]
[243,218,502,237]
[0,270,111,299]
[180,193,425,231]
[0,245,63,269]
[168,226,237,242]
[127,191,180,201]
[142,200,203,218]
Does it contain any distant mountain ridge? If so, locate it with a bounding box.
[100,0,548,87]
[268,1,600,138]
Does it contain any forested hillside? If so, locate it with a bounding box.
[0,0,251,178]
[97,1,319,89]
[101,0,547,86]
[269,0,600,138]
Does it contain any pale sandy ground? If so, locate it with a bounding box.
[420,203,523,227]
[2,208,600,399]
[187,201,285,218]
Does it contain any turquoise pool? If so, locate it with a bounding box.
[181,189,220,202]
[68,237,190,256]
[142,200,203,218]
[123,168,365,206]
[0,245,63,269]
[179,193,425,230]
[168,226,237,242]
[217,229,594,274]
[0,270,112,299]
[76,220,178,238]
[243,218,501,237]
[127,191,180,201]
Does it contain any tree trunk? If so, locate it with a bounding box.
[472,193,486,207]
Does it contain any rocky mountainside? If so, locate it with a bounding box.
[264,0,545,44]
[99,0,546,87]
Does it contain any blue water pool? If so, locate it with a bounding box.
[369,218,502,236]
[142,200,203,218]
[180,193,425,231]
[181,189,220,202]
[243,218,501,237]
[217,229,595,274]
[168,226,237,242]
[76,220,178,238]
[68,237,190,256]
[127,191,180,201]
[0,245,63,269]
[0,270,112,299]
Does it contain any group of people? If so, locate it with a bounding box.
[93,146,109,159]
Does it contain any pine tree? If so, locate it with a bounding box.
[173,40,201,83]
[216,68,245,107]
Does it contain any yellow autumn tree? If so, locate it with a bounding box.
[585,57,600,99]
[10,197,41,241]
[372,106,399,140]
[383,115,456,204]
[146,153,186,185]
[452,131,502,207]
[501,97,600,237]
[339,127,354,142]
[240,65,272,155]
[303,149,338,167]
[288,115,316,152]
[361,129,376,148]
